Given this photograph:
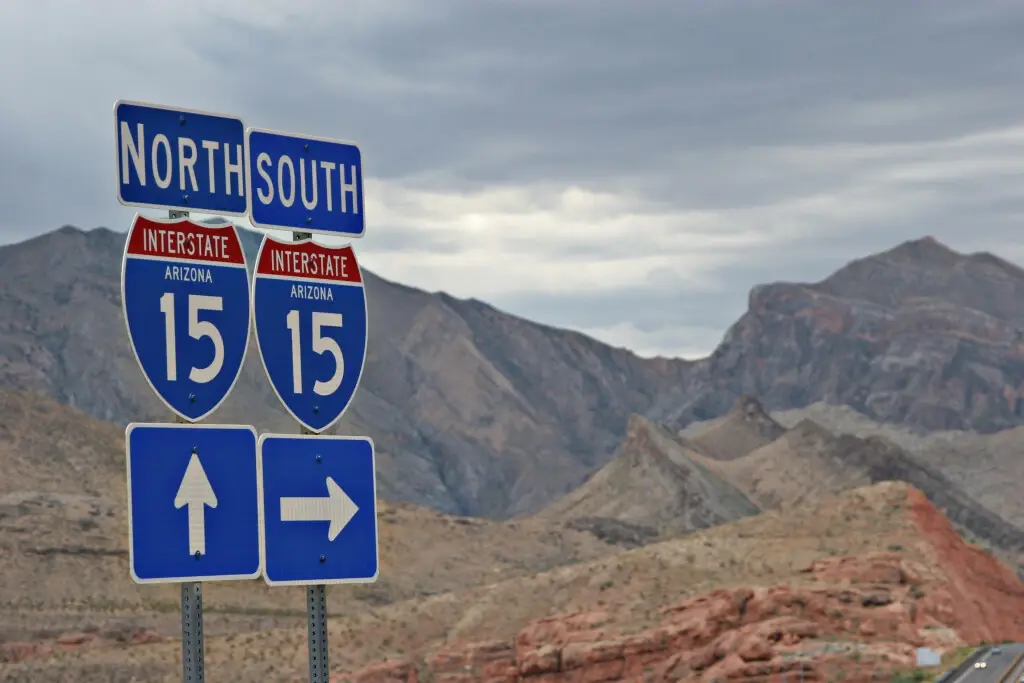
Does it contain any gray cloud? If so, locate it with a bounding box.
[1,0,1024,357]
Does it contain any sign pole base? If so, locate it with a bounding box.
[292,229,332,683]
[181,581,205,682]
[307,583,329,682]
[170,208,206,683]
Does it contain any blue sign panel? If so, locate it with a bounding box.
[114,100,247,215]
[245,127,365,238]
[126,423,261,584]
[258,434,378,586]
[251,235,368,433]
[121,214,252,422]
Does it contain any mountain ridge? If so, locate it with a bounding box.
[7,224,1024,519]
[536,413,759,536]
[0,224,690,518]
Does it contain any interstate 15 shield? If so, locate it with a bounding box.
[251,235,368,433]
[121,215,251,422]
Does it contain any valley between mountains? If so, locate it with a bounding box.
[5,227,1024,681]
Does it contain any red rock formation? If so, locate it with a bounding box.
[334,486,1024,683]
[0,627,167,664]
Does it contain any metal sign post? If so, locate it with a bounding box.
[251,225,378,683]
[257,430,379,682]
[171,209,205,683]
[296,229,330,683]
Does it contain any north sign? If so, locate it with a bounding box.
[114,100,247,216]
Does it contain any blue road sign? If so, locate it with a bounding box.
[126,423,261,584]
[258,434,378,586]
[245,127,365,238]
[114,100,247,215]
[251,235,368,433]
[121,214,252,422]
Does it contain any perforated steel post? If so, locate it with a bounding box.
[294,230,332,683]
[181,580,205,682]
[307,583,330,681]
[171,210,206,683]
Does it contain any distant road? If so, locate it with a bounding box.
[953,645,1024,683]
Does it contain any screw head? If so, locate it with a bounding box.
[183,194,189,204]
[188,393,196,403]
[306,217,312,224]
[319,554,326,563]
[315,454,322,463]
[192,446,198,455]
[304,143,310,152]
[194,551,201,560]
[179,115,186,125]
[313,406,319,414]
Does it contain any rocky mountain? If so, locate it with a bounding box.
[685,394,787,460]
[675,398,1024,566]
[649,236,1024,434]
[0,225,690,518]
[6,226,1024,521]
[536,414,759,542]
[773,401,1024,531]
[9,481,1024,682]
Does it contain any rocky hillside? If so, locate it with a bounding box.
[536,414,759,541]
[773,401,1024,532]
[9,482,1024,682]
[649,236,1024,434]
[0,225,689,518]
[7,227,1024,519]
[675,398,1024,566]
[685,394,787,460]
[0,388,622,647]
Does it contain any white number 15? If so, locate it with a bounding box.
[285,310,344,396]
[158,293,225,384]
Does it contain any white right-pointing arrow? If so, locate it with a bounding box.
[280,477,359,541]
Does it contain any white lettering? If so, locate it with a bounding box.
[256,153,274,205]
[290,284,335,301]
[120,122,145,186]
[224,143,244,196]
[278,155,296,208]
[177,137,198,192]
[339,163,359,214]
[118,117,247,200]
[270,249,350,279]
[142,228,231,260]
[201,140,219,193]
[152,134,173,189]
[164,265,214,283]
[319,161,336,211]
[300,158,318,210]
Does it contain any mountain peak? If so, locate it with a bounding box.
[686,396,787,460]
[540,414,758,535]
[877,235,961,267]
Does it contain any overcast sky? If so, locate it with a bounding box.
[1,0,1023,358]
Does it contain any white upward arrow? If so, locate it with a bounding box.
[174,453,218,557]
[280,477,359,541]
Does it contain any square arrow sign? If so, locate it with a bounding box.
[257,434,379,586]
[126,423,260,584]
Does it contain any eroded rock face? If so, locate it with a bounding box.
[334,486,1024,683]
[649,237,1024,434]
